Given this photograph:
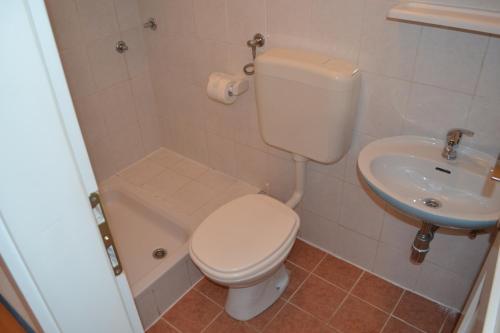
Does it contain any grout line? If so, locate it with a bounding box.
[257,298,288,332]
[199,310,224,333]
[378,290,406,333]
[160,318,182,333]
[325,271,365,331]
[471,36,491,97]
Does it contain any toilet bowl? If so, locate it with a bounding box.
[190,48,359,321]
[189,194,299,320]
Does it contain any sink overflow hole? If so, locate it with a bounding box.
[435,167,451,174]
[422,198,442,209]
[152,248,167,259]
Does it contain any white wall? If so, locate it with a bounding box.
[137,0,500,310]
[44,0,164,181]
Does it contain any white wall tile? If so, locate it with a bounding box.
[414,27,488,94]
[206,133,237,176]
[310,0,365,62]
[114,0,141,31]
[466,96,500,155]
[87,33,129,89]
[358,0,421,80]
[98,81,141,134]
[45,0,83,51]
[130,72,162,153]
[336,225,378,270]
[235,144,268,188]
[60,47,97,99]
[380,206,420,251]
[374,243,422,290]
[174,124,209,164]
[227,0,267,44]
[426,230,491,281]
[339,182,386,240]
[267,0,313,38]
[75,0,119,43]
[403,83,473,138]
[86,137,117,181]
[266,154,294,201]
[303,169,343,222]
[74,93,107,144]
[415,262,473,310]
[205,97,239,140]
[192,40,230,86]
[193,0,227,41]
[299,208,341,255]
[164,0,196,37]
[355,72,410,138]
[122,28,148,78]
[308,156,346,182]
[476,37,500,99]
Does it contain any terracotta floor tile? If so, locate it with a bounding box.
[282,261,309,300]
[247,298,286,331]
[163,290,221,333]
[441,311,461,333]
[205,313,257,333]
[146,319,178,333]
[351,273,404,312]
[393,292,448,333]
[264,304,335,333]
[287,239,326,271]
[290,275,347,321]
[382,317,421,333]
[195,278,228,307]
[313,255,363,290]
[330,296,388,333]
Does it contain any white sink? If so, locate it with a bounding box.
[358,136,500,229]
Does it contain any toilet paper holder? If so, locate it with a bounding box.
[243,33,265,76]
[228,78,249,97]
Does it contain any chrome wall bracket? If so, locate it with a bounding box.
[115,40,128,54]
[243,33,265,76]
[143,17,157,31]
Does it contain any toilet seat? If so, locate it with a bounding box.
[190,194,300,285]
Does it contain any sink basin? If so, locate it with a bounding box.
[358,136,500,229]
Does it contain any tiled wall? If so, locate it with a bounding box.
[137,0,500,310]
[45,0,164,181]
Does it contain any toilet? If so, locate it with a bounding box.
[189,48,360,320]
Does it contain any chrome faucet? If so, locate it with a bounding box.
[490,153,500,182]
[442,129,474,160]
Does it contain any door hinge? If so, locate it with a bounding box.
[89,192,123,276]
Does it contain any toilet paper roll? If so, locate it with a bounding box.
[207,72,237,105]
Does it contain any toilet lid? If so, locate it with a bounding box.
[190,194,300,275]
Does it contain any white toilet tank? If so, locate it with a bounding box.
[255,48,360,164]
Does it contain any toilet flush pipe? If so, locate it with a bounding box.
[286,154,308,209]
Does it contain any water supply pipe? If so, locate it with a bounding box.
[286,154,308,208]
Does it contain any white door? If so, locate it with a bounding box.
[0,0,142,332]
[457,231,500,333]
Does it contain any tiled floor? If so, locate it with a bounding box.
[147,240,460,333]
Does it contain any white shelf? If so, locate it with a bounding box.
[387,2,500,36]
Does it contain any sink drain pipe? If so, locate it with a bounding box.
[411,222,439,264]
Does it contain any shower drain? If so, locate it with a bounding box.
[421,198,442,209]
[152,248,167,259]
